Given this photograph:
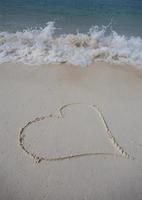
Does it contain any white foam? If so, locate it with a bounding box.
[0,21,142,68]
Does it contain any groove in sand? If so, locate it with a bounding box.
[19,103,132,163]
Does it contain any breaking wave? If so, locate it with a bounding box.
[0,22,142,68]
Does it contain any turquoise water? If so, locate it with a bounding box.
[0,0,142,67]
[0,0,142,36]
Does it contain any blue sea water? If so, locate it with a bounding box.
[0,0,142,35]
[0,0,142,67]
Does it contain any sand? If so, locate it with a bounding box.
[0,62,142,200]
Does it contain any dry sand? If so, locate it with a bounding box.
[0,62,142,200]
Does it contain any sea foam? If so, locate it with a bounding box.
[0,22,142,68]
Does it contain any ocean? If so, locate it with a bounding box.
[0,0,142,67]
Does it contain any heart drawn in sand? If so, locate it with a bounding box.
[19,103,131,163]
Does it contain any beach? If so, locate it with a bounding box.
[0,62,142,199]
[0,0,142,199]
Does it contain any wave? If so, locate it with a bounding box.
[0,22,142,68]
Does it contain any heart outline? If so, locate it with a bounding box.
[19,103,132,163]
